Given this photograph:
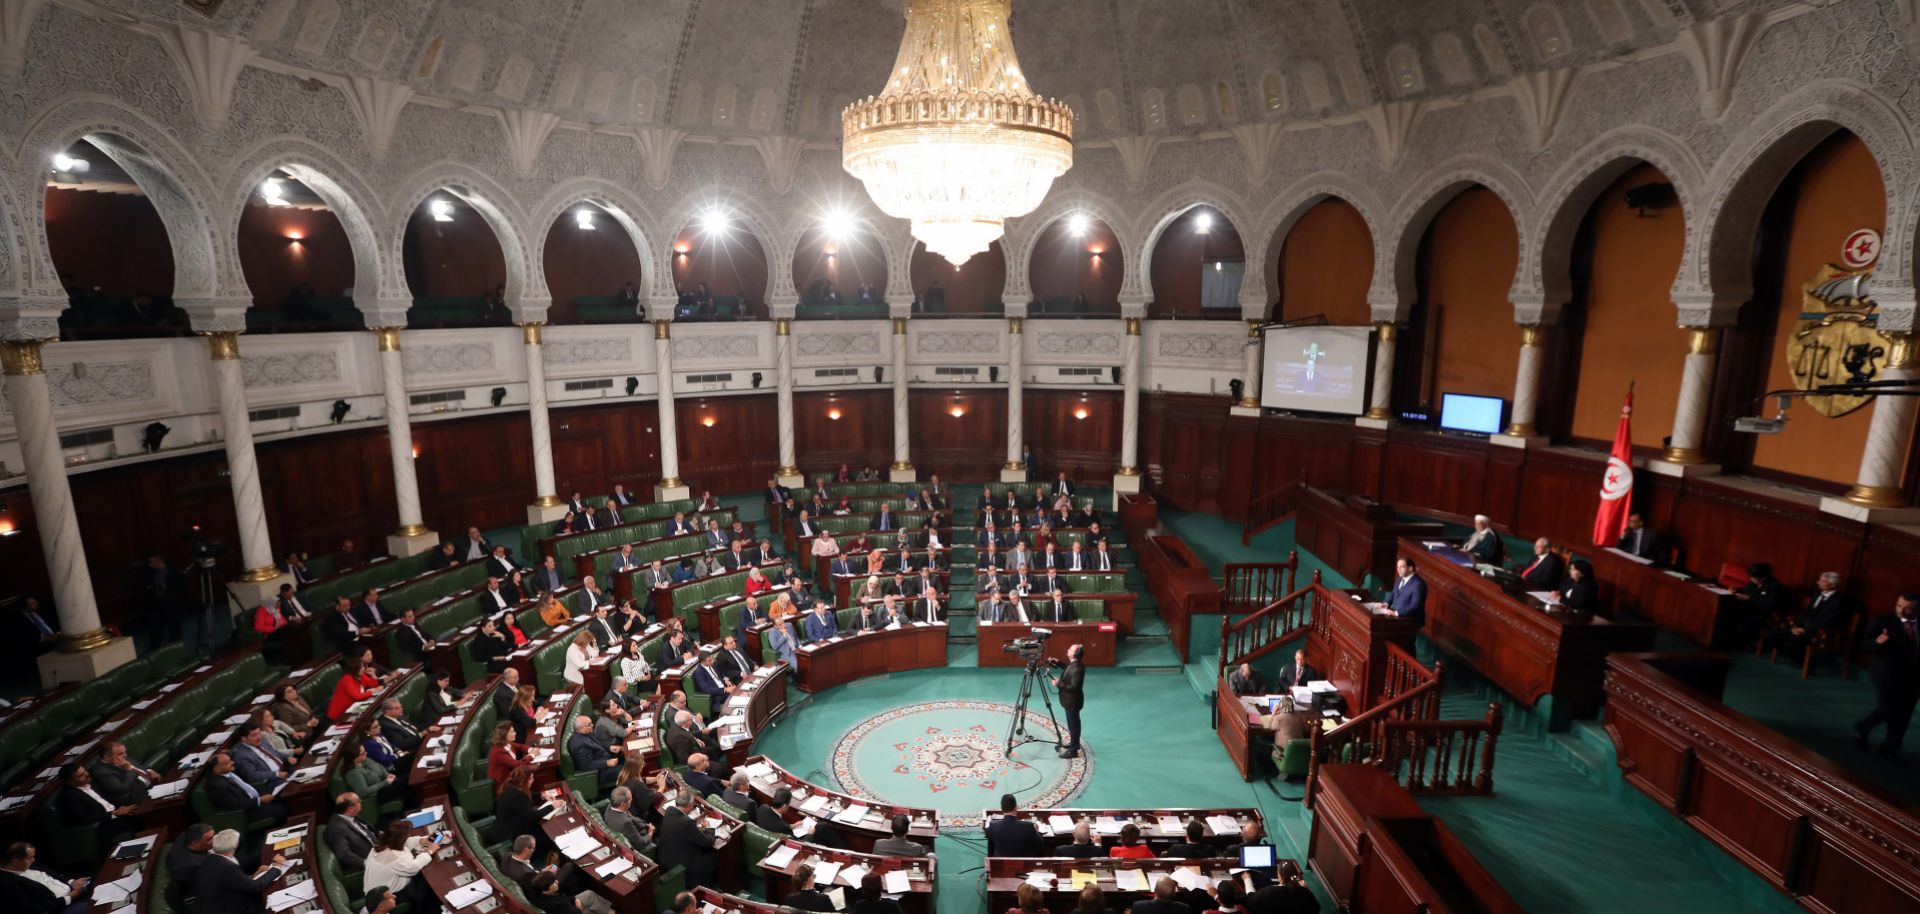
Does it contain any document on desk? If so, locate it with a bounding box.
[1155,815,1184,835]
[1291,686,1313,705]
[1171,867,1211,891]
[224,713,252,726]
[839,863,869,887]
[1024,871,1056,889]
[741,761,776,779]
[792,816,818,838]
[266,878,317,911]
[1702,584,1733,596]
[1095,815,1125,835]
[832,803,871,825]
[811,861,842,887]
[594,857,634,880]
[799,794,833,814]
[112,835,159,857]
[149,778,190,799]
[1603,547,1654,566]
[762,843,799,868]
[1069,870,1097,890]
[1205,815,1240,834]
[1308,680,1337,693]
[1526,591,1558,605]
[1046,814,1076,834]
[1114,868,1149,891]
[445,879,494,909]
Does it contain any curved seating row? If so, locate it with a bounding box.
[0,641,195,791]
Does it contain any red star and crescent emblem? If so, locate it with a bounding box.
[1841,228,1881,270]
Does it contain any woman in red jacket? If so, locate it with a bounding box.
[328,658,378,719]
[485,720,527,786]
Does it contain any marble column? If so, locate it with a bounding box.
[1498,324,1546,445]
[1002,318,1027,482]
[889,317,915,482]
[521,323,565,523]
[1361,321,1397,425]
[775,319,803,487]
[1113,316,1145,500]
[654,321,689,500]
[373,328,436,556]
[1656,328,1720,471]
[204,332,285,589]
[1843,332,1917,507]
[1230,319,1263,417]
[3,340,134,684]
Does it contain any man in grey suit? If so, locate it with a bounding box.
[324,793,376,868]
[719,772,755,816]
[89,741,157,806]
[645,560,675,592]
[574,576,610,617]
[871,814,928,857]
[603,786,653,852]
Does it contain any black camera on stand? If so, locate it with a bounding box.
[1002,628,1059,756]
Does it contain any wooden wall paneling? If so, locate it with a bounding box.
[1512,449,1609,547]
[1142,393,1229,512]
[1021,390,1121,482]
[908,389,1007,479]
[413,413,536,535]
[1480,443,1526,527]
[0,488,50,607]
[1664,479,1861,591]
[1349,426,1386,500]
[793,389,891,474]
[1857,525,1920,623]
[676,394,781,496]
[259,427,394,563]
[1379,430,1490,523]
[1216,414,1259,520]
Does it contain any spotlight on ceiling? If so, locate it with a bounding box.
[822,208,855,239]
[1194,211,1213,234]
[261,178,289,206]
[989,366,999,383]
[141,421,170,453]
[490,386,507,407]
[699,209,729,236]
[751,371,763,389]
[330,399,351,423]
[875,367,885,384]
[1067,213,1090,237]
[51,153,88,174]
[429,199,455,222]
[575,208,596,230]
[625,377,640,396]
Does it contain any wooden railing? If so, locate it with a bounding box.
[1304,650,1449,808]
[1221,552,1300,615]
[1378,642,1441,713]
[1381,702,1504,797]
[1218,570,1319,671]
[1240,475,1307,545]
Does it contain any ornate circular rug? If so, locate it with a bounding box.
[828,699,1092,827]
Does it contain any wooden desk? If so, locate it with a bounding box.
[757,836,935,913]
[1605,653,1920,913]
[984,807,1261,851]
[1292,486,1445,587]
[1402,539,1656,728]
[976,620,1118,667]
[1584,546,1735,646]
[412,677,494,805]
[984,857,1303,914]
[415,807,525,914]
[86,829,164,914]
[793,623,948,692]
[654,662,787,769]
[832,571,951,608]
[1136,533,1219,662]
[738,756,938,854]
[539,785,660,914]
[650,787,747,893]
[1309,764,1524,914]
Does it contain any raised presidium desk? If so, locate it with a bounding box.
[793,621,948,692]
[975,619,1118,667]
[1581,544,1738,647]
[757,836,936,914]
[1605,653,1920,912]
[738,756,939,854]
[984,857,1306,913]
[982,807,1264,850]
[1307,764,1524,914]
[1402,538,1656,729]
[539,784,662,914]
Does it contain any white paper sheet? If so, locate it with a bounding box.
[445,879,494,909]
[762,844,799,868]
[884,870,911,893]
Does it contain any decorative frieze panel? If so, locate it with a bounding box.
[242,351,341,389]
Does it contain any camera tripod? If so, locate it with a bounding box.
[1004,657,1063,757]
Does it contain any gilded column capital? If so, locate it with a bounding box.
[1008,318,1023,335]
[0,339,47,375]
[520,322,545,345]
[654,320,672,340]
[1518,324,1544,348]
[1686,327,1720,355]
[372,327,404,352]
[892,318,908,335]
[776,319,792,336]
[1124,318,1142,336]
[1373,321,1399,342]
[204,330,241,360]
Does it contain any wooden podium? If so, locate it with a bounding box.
[1307,587,1422,711]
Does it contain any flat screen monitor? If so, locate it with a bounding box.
[1439,393,1506,435]
[1259,325,1371,415]
[1239,844,1276,869]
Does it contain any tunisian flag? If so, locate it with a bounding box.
[1592,389,1634,546]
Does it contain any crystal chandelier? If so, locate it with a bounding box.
[843,0,1073,266]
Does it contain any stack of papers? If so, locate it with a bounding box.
[92,871,143,904]
[839,864,869,887]
[555,827,604,860]
[1205,815,1240,834]
[180,750,216,769]
[223,713,253,726]
[1170,867,1212,891]
[1047,814,1075,834]
[792,817,818,838]
[149,778,190,799]
[445,879,494,909]
[1156,816,1184,835]
[798,794,832,814]
[831,803,870,825]
[201,729,236,745]
[251,694,274,705]
[594,857,635,879]
[741,761,776,779]
[762,844,799,868]
[265,879,315,911]
[1095,816,1125,835]
[1114,869,1149,891]
[1024,871,1056,889]
[812,861,842,886]
[0,796,33,811]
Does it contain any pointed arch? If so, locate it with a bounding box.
[386,161,534,320]
[1009,188,1138,304]
[1255,172,1390,312]
[658,187,786,306]
[1381,156,1534,318]
[1132,180,1258,304]
[528,176,663,310]
[219,135,393,309]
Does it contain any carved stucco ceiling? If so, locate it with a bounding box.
[126,0,1760,140]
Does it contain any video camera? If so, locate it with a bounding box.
[1000,627,1053,663]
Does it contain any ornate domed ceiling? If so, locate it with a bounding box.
[145,0,1711,142]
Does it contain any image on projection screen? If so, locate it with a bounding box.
[1260,325,1371,415]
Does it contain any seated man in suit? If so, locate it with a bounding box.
[1386,557,1427,626]
[1091,540,1118,572]
[665,710,731,779]
[429,541,461,570]
[477,576,515,617]
[638,558,672,592]
[609,544,640,577]
[1040,568,1069,596]
[714,635,757,685]
[324,793,376,869]
[1614,512,1662,562]
[979,593,1017,625]
[802,602,839,642]
[532,556,567,593]
[1163,820,1214,859]
[752,787,795,836]
[1734,561,1785,647]
[601,498,624,528]
[233,724,294,789]
[51,763,138,846]
[1132,878,1188,914]
[872,503,897,532]
[1053,821,1102,859]
[193,830,286,914]
[721,541,749,571]
[767,619,798,666]
[667,512,695,536]
[605,785,654,853]
[690,652,732,702]
[1516,538,1564,590]
[984,794,1046,857]
[553,511,581,536]
[752,538,779,565]
[1276,649,1321,689]
[392,608,435,660]
[205,752,290,822]
[657,630,697,670]
[683,754,724,797]
[88,741,157,807]
[276,583,313,623]
[1228,662,1266,696]
[1064,542,1089,572]
[1762,571,1859,659]
[915,587,946,624]
[354,589,392,627]
[569,715,622,787]
[1461,514,1505,564]
[574,575,611,617]
[486,545,517,579]
[704,520,730,552]
[1040,589,1076,623]
[377,699,438,757]
[873,814,929,857]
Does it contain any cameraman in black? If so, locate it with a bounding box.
[1050,643,1086,759]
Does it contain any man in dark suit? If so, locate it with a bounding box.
[1130,878,1191,914]
[567,492,591,515]
[377,699,436,757]
[658,631,695,670]
[0,841,89,914]
[531,556,566,593]
[492,668,523,718]
[205,752,290,822]
[324,793,376,868]
[1276,649,1321,689]
[569,716,621,787]
[719,773,756,817]
[1614,513,1661,562]
[1763,571,1858,659]
[690,653,730,703]
[430,541,460,570]
[274,584,312,623]
[1163,820,1214,859]
[1054,643,1086,758]
[715,636,755,684]
[1515,538,1564,590]
[605,786,654,851]
[1734,562,1785,647]
[984,795,1045,856]
[665,710,720,769]
[703,521,730,552]
[915,588,945,624]
[88,741,156,806]
[1856,593,1920,759]
[684,755,723,796]
[392,608,434,660]
[322,597,361,651]
[193,829,285,914]
[52,763,138,844]
[1461,515,1504,564]
[753,788,795,836]
[872,504,895,532]
[612,483,640,508]
[353,589,391,627]
[165,825,215,898]
[1229,662,1266,696]
[1052,822,1101,859]
[486,546,517,579]
[1042,590,1075,623]
[656,792,718,888]
[1386,557,1426,626]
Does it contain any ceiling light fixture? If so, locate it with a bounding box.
[843,0,1072,267]
[700,209,729,236]
[261,178,288,205]
[822,208,855,239]
[1067,213,1090,237]
[429,199,455,222]
[576,208,596,230]
[1194,212,1214,234]
[51,153,88,173]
